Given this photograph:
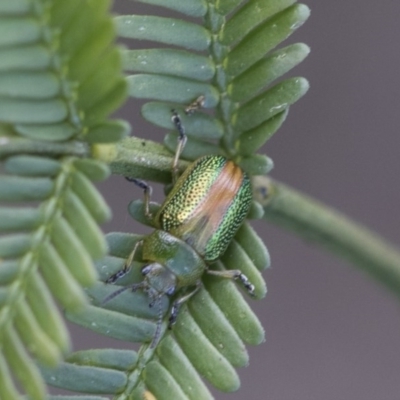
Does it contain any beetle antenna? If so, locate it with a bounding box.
[150,296,164,349]
[170,110,187,183]
[102,283,144,305]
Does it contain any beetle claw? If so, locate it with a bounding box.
[168,303,180,328]
[233,272,256,296]
[106,269,127,284]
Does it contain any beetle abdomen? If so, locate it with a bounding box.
[156,155,252,261]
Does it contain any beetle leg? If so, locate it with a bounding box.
[125,177,153,218]
[171,110,187,183]
[102,282,146,304]
[106,240,143,284]
[150,295,165,349]
[170,96,205,182]
[206,269,255,296]
[168,281,202,327]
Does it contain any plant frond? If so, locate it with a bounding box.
[45,0,309,398]
[44,230,264,399]
[0,0,128,398]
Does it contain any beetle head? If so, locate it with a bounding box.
[141,262,177,298]
[103,263,177,349]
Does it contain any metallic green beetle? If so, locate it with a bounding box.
[106,110,254,347]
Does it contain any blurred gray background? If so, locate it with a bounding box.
[70,1,400,399]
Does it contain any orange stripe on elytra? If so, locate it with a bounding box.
[194,161,243,231]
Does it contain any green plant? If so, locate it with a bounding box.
[1,1,400,400]
[0,0,127,398]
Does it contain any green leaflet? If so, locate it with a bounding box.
[142,102,223,138]
[0,353,21,400]
[77,49,123,110]
[233,77,309,132]
[73,159,111,182]
[51,214,98,286]
[26,272,70,352]
[0,71,60,99]
[85,79,127,124]
[215,0,243,14]
[144,361,189,399]
[128,74,219,107]
[236,109,289,156]
[239,154,275,176]
[134,0,207,17]
[3,325,46,400]
[0,234,32,258]
[128,199,160,227]
[0,0,32,14]
[157,336,213,400]
[68,19,115,82]
[106,232,143,258]
[236,222,271,270]
[115,15,211,50]
[188,286,249,367]
[62,190,108,259]
[0,176,54,201]
[0,44,51,71]
[174,310,240,392]
[221,239,267,299]
[39,242,88,311]
[67,349,138,371]
[40,362,127,394]
[66,304,157,344]
[14,298,62,366]
[15,122,77,141]
[84,120,130,144]
[0,17,41,47]
[70,171,112,223]
[123,49,215,81]
[0,261,20,284]
[0,98,68,124]
[5,155,61,176]
[247,200,265,220]
[55,0,111,57]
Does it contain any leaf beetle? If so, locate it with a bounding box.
[105,104,255,347]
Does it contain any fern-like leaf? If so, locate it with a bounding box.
[44,0,309,399]
[0,0,128,398]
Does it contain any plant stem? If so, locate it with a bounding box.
[252,176,400,298]
[93,137,189,183]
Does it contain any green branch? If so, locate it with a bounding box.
[93,137,189,182]
[253,176,400,297]
[98,137,400,299]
